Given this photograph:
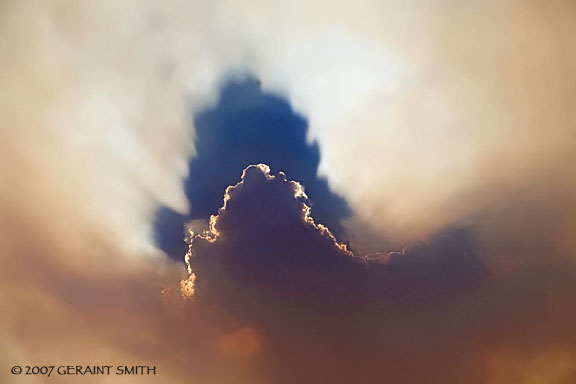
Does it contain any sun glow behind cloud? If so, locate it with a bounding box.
[1,0,576,383]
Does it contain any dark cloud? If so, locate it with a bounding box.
[184,164,511,384]
[190,164,487,312]
[155,77,350,261]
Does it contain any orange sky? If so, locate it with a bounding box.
[1,1,576,383]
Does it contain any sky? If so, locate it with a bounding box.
[1,0,576,383]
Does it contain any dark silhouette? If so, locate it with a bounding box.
[187,164,488,384]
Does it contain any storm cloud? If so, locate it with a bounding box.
[182,164,576,384]
[186,164,487,312]
[1,0,576,383]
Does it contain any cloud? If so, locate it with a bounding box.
[186,164,487,310]
[181,164,576,383]
[1,1,576,383]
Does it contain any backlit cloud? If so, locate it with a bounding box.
[179,164,576,384]
[1,1,576,383]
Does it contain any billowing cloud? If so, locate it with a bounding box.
[182,164,576,384]
[185,164,487,310]
[1,0,576,383]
